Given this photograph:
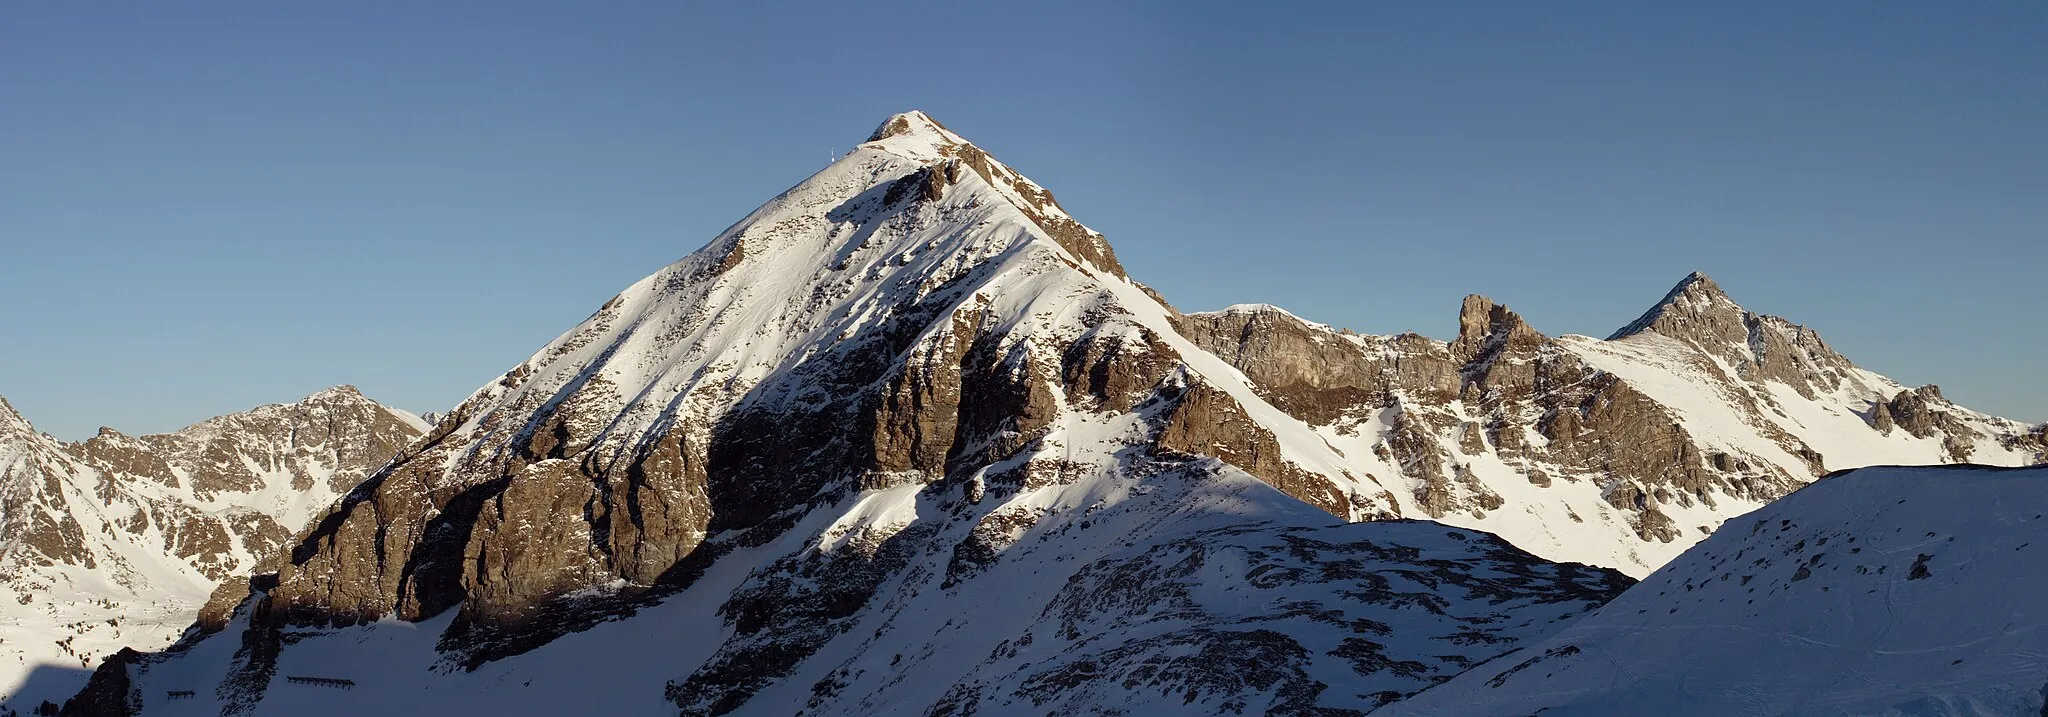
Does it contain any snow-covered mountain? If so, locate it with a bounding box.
[1178,273,2044,575]
[49,112,2043,716]
[0,388,425,712]
[1383,464,2048,716]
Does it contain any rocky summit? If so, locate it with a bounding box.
[32,112,2047,717]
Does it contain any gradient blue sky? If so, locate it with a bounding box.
[2,2,2042,439]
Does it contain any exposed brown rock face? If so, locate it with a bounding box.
[1177,298,1778,530]
[1871,385,1990,462]
[111,385,422,498]
[1156,382,1358,519]
[73,429,179,489]
[1059,324,1176,414]
[256,285,1368,676]
[1452,295,1547,366]
[1610,273,1749,344]
[1173,308,1389,425]
[1176,272,2038,553]
[1877,385,1957,438]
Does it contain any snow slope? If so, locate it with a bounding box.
[105,455,1628,717]
[1384,464,2048,717]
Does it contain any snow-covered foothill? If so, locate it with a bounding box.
[1383,464,2048,717]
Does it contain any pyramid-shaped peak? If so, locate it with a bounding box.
[0,394,27,432]
[863,110,977,160]
[852,110,1126,279]
[868,110,952,141]
[1672,271,1724,296]
[306,384,366,402]
[1607,271,1745,341]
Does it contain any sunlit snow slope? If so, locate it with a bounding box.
[1385,464,2048,717]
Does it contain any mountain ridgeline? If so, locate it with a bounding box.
[0,388,427,712]
[39,112,2048,716]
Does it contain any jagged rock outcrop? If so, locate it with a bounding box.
[1154,382,1364,519]
[1179,276,2041,573]
[1868,384,1990,461]
[0,388,426,712]
[1172,306,1390,425]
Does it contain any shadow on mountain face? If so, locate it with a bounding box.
[3,663,94,716]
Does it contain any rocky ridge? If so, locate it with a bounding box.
[0,388,425,711]
[1176,274,2042,573]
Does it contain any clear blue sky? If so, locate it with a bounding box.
[2,2,2042,439]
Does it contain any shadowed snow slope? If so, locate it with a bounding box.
[92,465,1630,716]
[1383,464,2048,717]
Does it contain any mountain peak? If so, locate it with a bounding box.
[1672,271,1725,299]
[1453,294,1546,362]
[868,110,950,142]
[1607,271,1743,341]
[1600,271,1868,398]
[861,110,977,162]
[306,384,365,402]
[849,110,1126,279]
[0,394,28,433]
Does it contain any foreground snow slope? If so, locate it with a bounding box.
[1384,464,2048,717]
[101,457,1629,716]
[0,389,424,712]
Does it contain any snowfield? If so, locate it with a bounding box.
[1384,464,2048,717]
